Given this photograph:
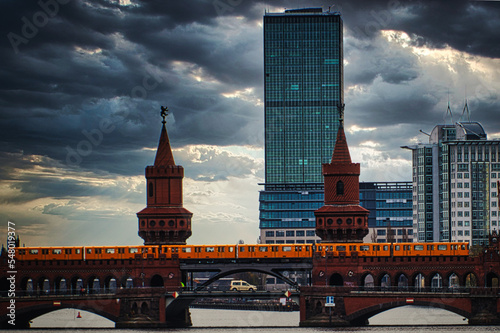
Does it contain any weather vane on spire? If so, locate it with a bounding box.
[338,103,345,128]
[160,106,168,125]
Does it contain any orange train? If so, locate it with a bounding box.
[15,242,470,261]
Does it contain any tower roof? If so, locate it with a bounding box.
[331,125,351,164]
[154,123,175,166]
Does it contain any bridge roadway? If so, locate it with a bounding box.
[179,258,313,290]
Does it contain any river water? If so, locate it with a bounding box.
[20,306,500,332]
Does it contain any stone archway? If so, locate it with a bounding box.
[329,273,343,286]
[486,272,499,288]
[150,274,164,287]
[362,274,374,290]
[397,274,408,290]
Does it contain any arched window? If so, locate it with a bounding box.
[148,182,154,197]
[336,180,344,195]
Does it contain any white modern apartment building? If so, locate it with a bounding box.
[403,121,500,246]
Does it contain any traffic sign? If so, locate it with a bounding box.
[284,290,292,297]
[172,291,179,298]
[325,296,335,307]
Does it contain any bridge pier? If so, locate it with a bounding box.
[468,296,500,325]
[299,287,352,327]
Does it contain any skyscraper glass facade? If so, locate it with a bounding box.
[360,182,413,242]
[260,8,344,244]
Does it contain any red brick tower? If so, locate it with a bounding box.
[137,107,192,245]
[315,109,369,242]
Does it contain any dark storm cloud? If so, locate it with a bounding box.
[1,0,499,208]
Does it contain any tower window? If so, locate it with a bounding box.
[336,180,344,195]
[148,182,154,197]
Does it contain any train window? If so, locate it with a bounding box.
[52,249,62,254]
[129,248,138,253]
[228,247,234,252]
[206,247,215,252]
[42,249,49,255]
[76,249,81,254]
[163,247,169,253]
[383,246,388,251]
[306,246,310,251]
[172,247,178,253]
[239,247,245,252]
[427,245,434,250]
[95,248,102,254]
[29,249,39,254]
[106,248,115,254]
[414,245,424,251]
[337,246,346,251]
[152,247,156,253]
[317,246,323,251]
[329,246,333,251]
[349,246,357,251]
[283,246,292,252]
[118,248,125,254]
[194,247,201,253]
[437,245,447,250]
[218,247,225,252]
[360,246,369,251]
[395,245,400,251]
[87,249,92,254]
[259,246,268,252]
[182,247,192,253]
[65,249,72,254]
[249,246,256,252]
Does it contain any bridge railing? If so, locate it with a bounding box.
[307,286,500,295]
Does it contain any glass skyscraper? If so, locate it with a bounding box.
[259,8,344,244]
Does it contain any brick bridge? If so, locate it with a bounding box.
[2,246,500,328]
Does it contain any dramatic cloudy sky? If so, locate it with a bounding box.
[1,0,499,247]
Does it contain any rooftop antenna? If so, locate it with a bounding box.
[419,129,431,137]
[444,90,453,124]
[460,100,471,123]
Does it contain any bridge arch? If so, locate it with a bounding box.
[412,272,425,291]
[104,275,118,293]
[70,276,84,294]
[37,276,50,295]
[54,276,68,295]
[87,276,101,294]
[347,300,470,325]
[20,276,34,295]
[447,272,460,288]
[8,303,119,328]
[378,273,391,290]
[194,267,300,291]
[329,273,343,286]
[361,273,374,289]
[464,272,478,287]
[430,272,443,291]
[486,272,499,288]
[396,273,409,290]
[150,274,164,287]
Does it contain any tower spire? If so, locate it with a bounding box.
[315,104,368,243]
[154,106,175,167]
[137,106,192,245]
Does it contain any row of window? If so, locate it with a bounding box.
[264,230,317,237]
